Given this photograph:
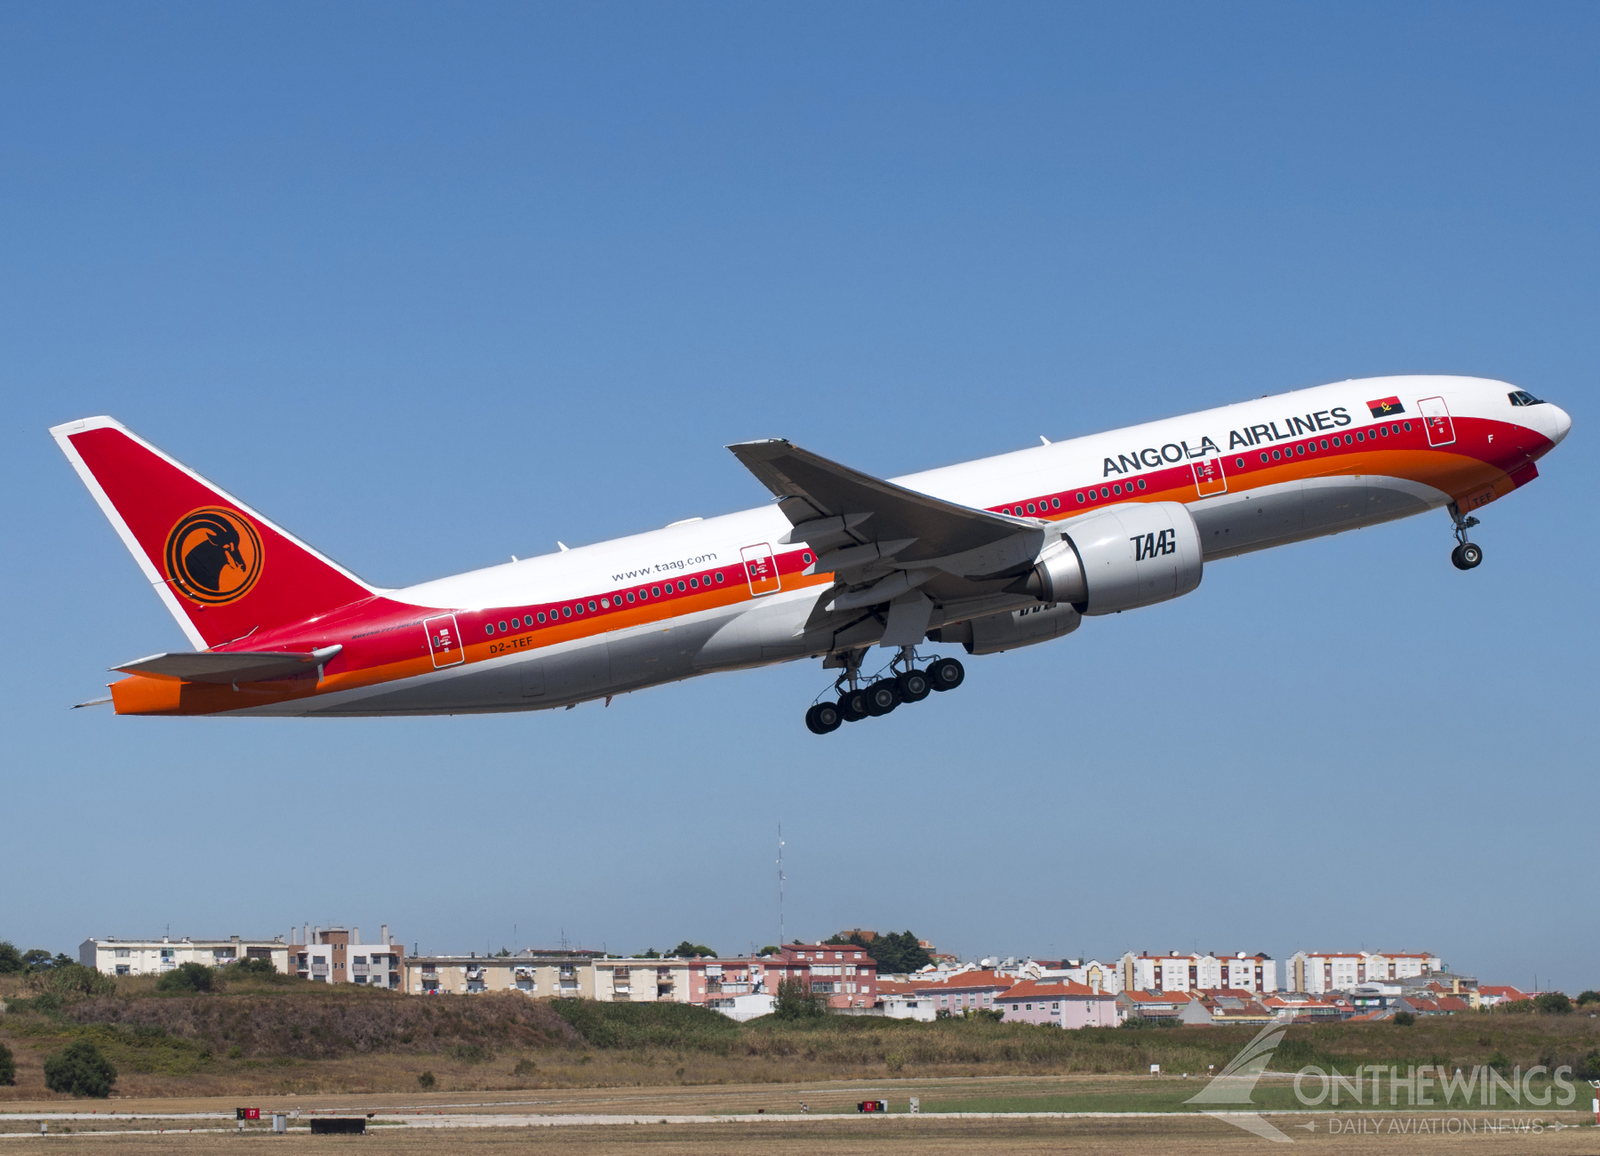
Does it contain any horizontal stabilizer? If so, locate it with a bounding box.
[113,645,343,684]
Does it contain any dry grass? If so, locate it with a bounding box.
[2,979,1596,1103]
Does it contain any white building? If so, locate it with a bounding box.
[1288,951,1443,993]
[1118,951,1277,993]
[80,935,290,977]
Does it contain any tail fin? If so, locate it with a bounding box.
[52,416,379,650]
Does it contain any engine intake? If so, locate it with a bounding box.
[1023,501,1202,615]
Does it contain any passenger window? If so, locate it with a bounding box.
[1403,422,1411,432]
[575,603,584,614]
[1051,497,1060,508]
[801,553,812,564]
[1296,444,1304,454]
[1260,453,1269,463]
[625,593,634,604]
[677,581,686,592]
[600,598,609,608]
[538,612,547,622]
[1235,457,1245,467]
[1345,434,1354,444]
[1077,493,1085,503]
[1321,439,1329,449]
[1101,487,1110,498]
[588,600,597,611]
[1137,479,1146,490]
[562,606,572,617]
[485,623,494,635]
[689,578,698,588]
[1380,427,1388,437]
[715,572,724,582]
[1111,484,1121,495]
[1272,450,1281,460]
[651,586,661,597]
[498,621,508,632]
[1356,431,1364,441]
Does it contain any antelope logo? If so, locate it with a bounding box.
[164,508,263,604]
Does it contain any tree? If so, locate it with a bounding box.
[1392,1011,1416,1026]
[43,1040,117,1098]
[21,949,58,972]
[1576,990,1600,1007]
[669,941,716,959]
[155,962,216,993]
[636,948,661,959]
[226,957,277,978]
[773,976,825,1021]
[825,930,932,975]
[0,1042,14,1087]
[0,942,22,974]
[1534,992,1572,1015]
[758,946,780,956]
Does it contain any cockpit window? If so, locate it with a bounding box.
[1508,390,1545,407]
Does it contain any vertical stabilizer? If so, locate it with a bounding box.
[52,417,379,649]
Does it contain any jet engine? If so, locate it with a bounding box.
[1022,501,1203,615]
[928,602,1081,656]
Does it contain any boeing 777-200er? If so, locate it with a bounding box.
[54,375,1569,731]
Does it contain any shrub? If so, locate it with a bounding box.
[512,1058,537,1076]
[417,1070,436,1089]
[227,957,278,978]
[0,942,22,974]
[1486,1050,1511,1072]
[43,1041,117,1098]
[773,977,825,1021]
[0,1041,14,1086]
[156,962,217,993]
[1577,1050,1600,1081]
[44,964,116,998]
[1534,992,1571,1015]
[1575,990,1599,1007]
[1392,1012,1416,1026]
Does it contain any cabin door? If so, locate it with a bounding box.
[1418,396,1456,447]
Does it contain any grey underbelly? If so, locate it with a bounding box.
[1193,474,1448,560]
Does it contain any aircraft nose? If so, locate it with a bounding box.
[1547,403,1572,445]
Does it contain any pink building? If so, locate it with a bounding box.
[997,979,1123,1028]
[914,969,1014,1015]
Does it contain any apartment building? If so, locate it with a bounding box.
[1118,951,1277,993]
[287,925,405,988]
[409,951,599,996]
[778,943,878,1009]
[1286,951,1443,993]
[79,935,290,977]
[913,969,1013,1015]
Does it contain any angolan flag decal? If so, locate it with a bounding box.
[1367,396,1405,418]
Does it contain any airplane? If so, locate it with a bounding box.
[52,374,1569,732]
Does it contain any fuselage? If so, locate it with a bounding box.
[103,374,1569,716]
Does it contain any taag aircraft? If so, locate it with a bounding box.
[53,375,1569,731]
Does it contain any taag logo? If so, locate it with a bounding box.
[163,507,263,605]
[1132,529,1177,561]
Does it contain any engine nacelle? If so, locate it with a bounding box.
[1024,501,1203,615]
[929,602,1081,656]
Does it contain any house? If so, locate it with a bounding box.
[1264,994,1346,1022]
[914,969,1015,1016]
[876,979,936,1021]
[1392,995,1470,1017]
[997,979,1123,1028]
[1116,989,1209,1025]
[1478,985,1527,1008]
[1024,958,1124,994]
[778,943,878,1009]
[1196,991,1275,1026]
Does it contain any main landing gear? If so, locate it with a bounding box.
[803,647,965,734]
[1449,503,1483,571]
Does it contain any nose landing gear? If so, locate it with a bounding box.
[803,646,964,733]
[1449,504,1483,571]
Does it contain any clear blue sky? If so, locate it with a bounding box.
[2,3,1594,990]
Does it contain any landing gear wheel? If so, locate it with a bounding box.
[1455,542,1482,570]
[839,691,869,722]
[805,702,842,735]
[928,657,965,691]
[896,669,931,703]
[864,679,900,716]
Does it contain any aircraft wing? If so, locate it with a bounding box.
[113,646,343,684]
[727,440,1046,621]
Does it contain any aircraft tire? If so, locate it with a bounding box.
[1459,542,1482,569]
[864,679,900,716]
[839,691,870,722]
[806,702,842,735]
[896,669,931,702]
[928,657,965,691]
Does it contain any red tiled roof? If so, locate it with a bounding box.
[1122,989,1194,1003]
[999,979,1114,1002]
[1479,985,1525,998]
[875,980,921,996]
[914,970,1014,992]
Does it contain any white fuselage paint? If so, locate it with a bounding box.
[247,375,1563,716]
